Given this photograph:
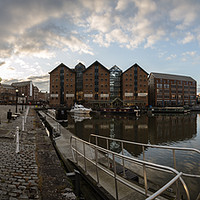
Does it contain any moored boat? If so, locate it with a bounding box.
[100,106,140,116]
[70,103,92,114]
[149,107,190,114]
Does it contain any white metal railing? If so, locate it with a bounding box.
[89,134,200,179]
[70,135,190,200]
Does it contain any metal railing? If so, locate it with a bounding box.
[89,134,200,179]
[70,135,190,200]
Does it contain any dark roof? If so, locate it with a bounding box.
[1,84,15,89]
[49,63,74,74]
[75,62,86,68]
[122,63,149,75]
[84,60,110,73]
[12,81,32,87]
[109,65,122,72]
[150,72,196,82]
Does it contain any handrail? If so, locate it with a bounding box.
[89,134,200,178]
[89,134,200,154]
[70,135,190,200]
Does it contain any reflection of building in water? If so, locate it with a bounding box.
[67,114,197,158]
[148,114,197,144]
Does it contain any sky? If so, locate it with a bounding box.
[0,0,200,93]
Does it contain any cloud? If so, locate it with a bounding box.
[0,0,200,61]
[166,54,177,60]
[0,61,6,66]
[170,0,199,29]
[179,32,195,44]
[2,74,49,91]
[182,51,196,56]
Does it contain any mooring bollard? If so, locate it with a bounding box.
[22,116,25,131]
[16,126,20,154]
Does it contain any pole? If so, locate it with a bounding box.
[22,116,25,131]
[16,126,20,153]
[16,91,18,113]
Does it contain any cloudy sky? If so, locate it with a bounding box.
[0,0,200,92]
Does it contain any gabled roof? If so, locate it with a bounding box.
[109,65,122,72]
[49,63,74,74]
[122,63,149,75]
[150,72,196,82]
[75,62,86,72]
[84,60,110,73]
[75,62,86,68]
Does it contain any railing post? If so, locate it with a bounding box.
[95,136,98,146]
[142,146,148,196]
[107,139,110,168]
[16,126,20,154]
[75,138,78,164]
[83,142,87,173]
[95,147,99,184]
[121,142,126,177]
[173,149,180,199]
[112,154,118,200]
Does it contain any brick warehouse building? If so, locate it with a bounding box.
[49,63,76,107]
[83,61,110,108]
[49,61,149,108]
[148,72,197,106]
[122,64,148,107]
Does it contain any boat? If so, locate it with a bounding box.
[149,107,190,114]
[70,103,92,114]
[100,106,140,116]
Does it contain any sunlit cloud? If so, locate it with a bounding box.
[0,0,200,91]
[166,54,177,60]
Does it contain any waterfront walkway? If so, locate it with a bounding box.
[0,106,76,200]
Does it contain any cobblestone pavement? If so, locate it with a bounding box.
[0,106,76,200]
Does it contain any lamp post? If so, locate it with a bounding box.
[16,89,19,113]
[22,93,24,111]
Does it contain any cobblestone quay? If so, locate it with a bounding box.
[0,105,76,200]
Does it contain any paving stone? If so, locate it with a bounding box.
[0,106,76,200]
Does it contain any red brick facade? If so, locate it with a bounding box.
[148,73,197,106]
[83,61,110,105]
[122,64,148,107]
[49,63,76,107]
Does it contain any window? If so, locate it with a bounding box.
[157,84,162,88]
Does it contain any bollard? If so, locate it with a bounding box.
[22,116,25,131]
[16,126,20,154]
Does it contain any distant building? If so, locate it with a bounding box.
[148,72,197,106]
[83,61,110,108]
[0,84,16,104]
[11,81,33,103]
[49,63,76,107]
[122,64,148,107]
[109,65,122,100]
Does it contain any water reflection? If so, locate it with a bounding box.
[66,112,200,199]
[67,113,197,157]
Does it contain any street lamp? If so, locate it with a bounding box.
[16,89,19,113]
[22,93,24,111]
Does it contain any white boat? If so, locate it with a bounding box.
[70,104,92,114]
